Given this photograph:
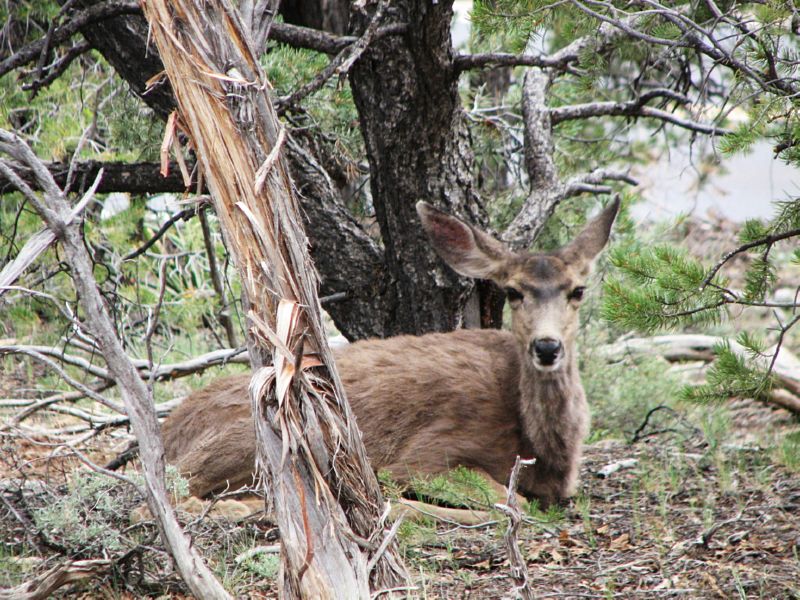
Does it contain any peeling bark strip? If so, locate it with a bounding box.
[138,1,408,597]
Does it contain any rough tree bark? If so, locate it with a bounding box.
[349,0,490,335]
[0,160,188,195]
[138,1,408,596]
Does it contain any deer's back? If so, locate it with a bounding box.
[162,328,523,496]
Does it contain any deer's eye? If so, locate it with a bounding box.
[505,287,524,303]
[568,286,586,301]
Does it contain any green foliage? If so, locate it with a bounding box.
[410,466,500,508]
[261,41,363,165]
[583,353,683,440]
[682,337,775,405]
[602,241,727,332]
[33,472,132,555]
[0,545,36,587]
[525,497,566,523]
[742,256,776,302]
[770,200,800,233]
[0,54,161,161]
[31,467,187,557]
[774,431,800,471]
[717,123,763,156]
[238,551,280,579]
[471,0,552,53]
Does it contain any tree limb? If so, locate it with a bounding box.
[0,159,192,195]
[0,559,111,600]
[551,100,731,136]
[276,0,390,113]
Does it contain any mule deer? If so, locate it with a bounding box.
[160,199,620,508]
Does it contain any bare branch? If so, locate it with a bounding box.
[502,70,633,247]
[551,100,731,136]
[199,206,239,347]
[0,159,194,196]
[22,41,91,95]
[495,456,536,600]
[455,51,571,72]
[701,227,800,290]
[0,559,111,600]
[269,21,407,55]
[0,128,231,599]
[276,0,390,113]
[0,343,111,380]
[122,206,198,261]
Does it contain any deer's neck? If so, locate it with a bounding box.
[516,347,588,500]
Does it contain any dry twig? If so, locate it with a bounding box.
[495,456,536,600]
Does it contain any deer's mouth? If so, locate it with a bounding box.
[532,355,564,372]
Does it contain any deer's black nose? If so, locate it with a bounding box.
[532,338,562,365]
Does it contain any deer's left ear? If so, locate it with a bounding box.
[558,196,620,272]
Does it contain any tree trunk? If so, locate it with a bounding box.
[138,1,408,597]
[348,0,487,335]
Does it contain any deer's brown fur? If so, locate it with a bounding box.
[161,199,620,507]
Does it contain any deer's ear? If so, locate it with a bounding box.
[417,201,510,280]
[558,196,620,272]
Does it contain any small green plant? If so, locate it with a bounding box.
[238,551,280,580]
[409,466,499,508]
[0,545,36,587]
[775,431,800,472]
[32,471,132,555]
[31,467,187,557]
[524,497,566,525]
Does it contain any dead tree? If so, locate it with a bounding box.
[138,1,408,597]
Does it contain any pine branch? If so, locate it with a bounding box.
[551,100,731,136]
[701,227,800,290]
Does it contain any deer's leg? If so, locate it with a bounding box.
[469,467,529,508]
[130,494,265,524]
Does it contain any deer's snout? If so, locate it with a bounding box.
[531,338,563,367]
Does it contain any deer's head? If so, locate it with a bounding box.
[417,199,620,372]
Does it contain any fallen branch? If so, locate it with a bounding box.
[389,498,493,526]
[0,559,111,600]
[602,334,800,414]
[595,458,638,479]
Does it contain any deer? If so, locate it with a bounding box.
[158,198,620,512]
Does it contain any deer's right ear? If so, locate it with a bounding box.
[416,201,510,280]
